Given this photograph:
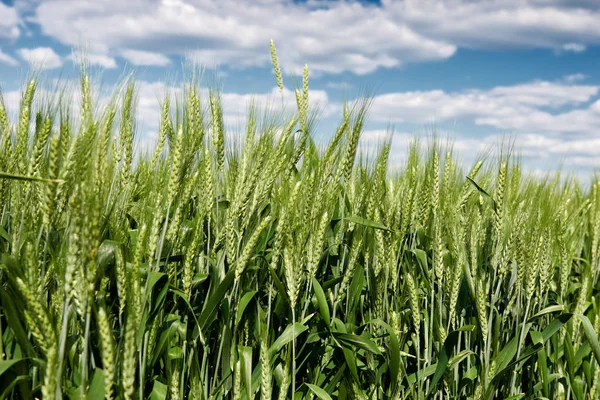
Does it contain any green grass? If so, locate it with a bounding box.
[0,51,599,399]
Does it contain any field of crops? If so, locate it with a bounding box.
[0,47,599,399]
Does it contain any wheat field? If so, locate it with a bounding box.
[0,44,599,399]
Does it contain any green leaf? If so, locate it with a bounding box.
[197,269,236,335]
[369,319,400,391]
[0,359,28,377]
[448,349,473,369]
[465,366,478,381]
[332,332,381,355]
[239,346,253,400]
[192,273,209,286]
[137,271,169,344]
[169,287,203,345]
[147,271,168,313]
[168,346,183,360]
[235,290,258,327]
[575,343,591,366]
[529,305,565,321]
[65,386,82,400]
[215,198,230,210]
[578,314,600,366]
[564,329,583,400]
[0,226,9,242]
[347,263,365,314]
[410,249,429,275]
[150,379,168,400]
[494,336,518,372]
[344,216,393,232]
[542,313,572,342]
[466,176,496,212]
[341,346,359,381]
[530,331,543,345]
[306,383,333,400]
[534,331,550,398]
[428,326,475,397]
[96,240,119,271]
[0,286,36,357]
[406,363,437,385]
[485,314,573,400]
[0,171,63,183]
[267,265,290,305]
[311,277,330,328]
[87,369,105,399]
[0,374,31,399]
[322,276,343,291]
[269,323,308,357]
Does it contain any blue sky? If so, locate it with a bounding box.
[1,0,600,180]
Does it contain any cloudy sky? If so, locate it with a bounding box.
[1,0,599,179]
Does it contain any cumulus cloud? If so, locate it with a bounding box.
[360,129,600,177]
[68,52,118,69]
[123,79,335,151]
[120,49,171,66]
[326,81,353,90]
[357,76,600,174]
[18,47,63,70]
[0,49,18,66]
[0,3,20,40]
[1,72,598,175]
[22,0,600,75]
[29,0,455,75]
[134,80,333,130]
[562,43,586,52]
[387,0,600,51]
[367,80,600,135]
[563,73,587,83]
[0,89,21,121]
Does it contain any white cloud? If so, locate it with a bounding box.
[360,129,600,177]
[0,49,18,66]
[68,52,118,69]
[134,80,334,130]
[0,3,20,40]
[1,88,21,120]
[563,73,586,83]
[485,81,597,107]
[2,74,598,176]
[25,0,600,75]
[358,77,600,174]
[0,77,332,147]
[387,1,600,51]
[30,0,455,75]
[563,156,600,168]
[129,80,337,153]
[120,49,171,66]
[367,80,600,135]
[18,47,63,70]
[326,81,353,90]
[562,43,586,52]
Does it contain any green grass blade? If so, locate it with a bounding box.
[306,383,333,400]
